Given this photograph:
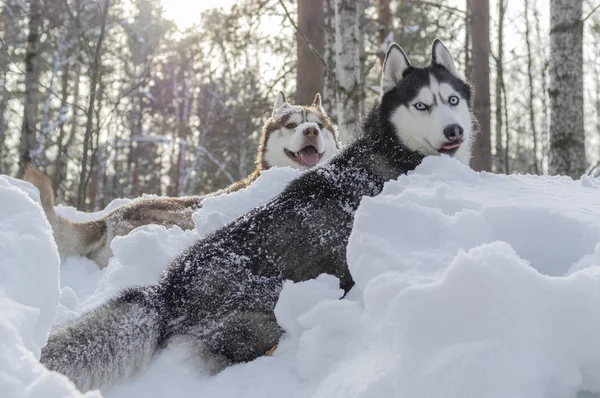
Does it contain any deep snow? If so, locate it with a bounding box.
[3,158,600,397]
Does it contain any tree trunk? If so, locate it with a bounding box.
[0,57,6,173]
[53,58,80,199]
[464,0,472,78]
[38,38,67,169]
[334,0,362,144]
[534,0,549,170]
[469,0,491,171]
[296,0,325,106]
[595,57,600,164]
[524,0,539,174]
[322,0,337,118]
[494,0,505,173]
[52,58,70,193]
[174,66,192,196]
[88,73,105,209]
[18,0,43,177]
[548,0,586,177]
[377,0,392,64]
[77,0,109,209]
[502,75,510,173]
[0,2,14,174]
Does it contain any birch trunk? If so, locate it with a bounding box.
[524,0,539,174]
[548,0,587,177]
[18,0,42,177]
[334,0,362,144]
[322,0,337,119]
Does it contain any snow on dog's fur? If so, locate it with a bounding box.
[40,39,475,392]
[24,93,339,268]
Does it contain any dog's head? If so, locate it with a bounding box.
[380,39,475,165]
[259,92,339,170]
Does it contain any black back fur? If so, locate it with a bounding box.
[155,102,425,363]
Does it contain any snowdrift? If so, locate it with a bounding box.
[0,176,99,398]
[3,158,600,398]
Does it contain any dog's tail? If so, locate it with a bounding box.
[23,166,108,262]
[23,165,57,219]
[41,287,164,392]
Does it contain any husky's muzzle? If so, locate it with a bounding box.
[438,123,464,156]
[284,127,325,166]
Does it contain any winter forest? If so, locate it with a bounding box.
[1,0,600,210]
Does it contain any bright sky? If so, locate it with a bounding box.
[160,0,237,29]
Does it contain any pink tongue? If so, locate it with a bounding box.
[443,143,460,150]
[299,146,320,166]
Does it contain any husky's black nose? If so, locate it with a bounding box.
[303,127,319,137]
[443,124,464,141]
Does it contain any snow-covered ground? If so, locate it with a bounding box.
[3,157,600,398]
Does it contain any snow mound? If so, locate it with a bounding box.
[5,158,600,397]
[192,166,301,237]
[321,157,600,397]
[0,176,99,398]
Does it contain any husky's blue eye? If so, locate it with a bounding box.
[285,123,298,129]
[449,96,459,105]
[414,102,428,111]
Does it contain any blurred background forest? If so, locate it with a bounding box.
[1,0,600,210]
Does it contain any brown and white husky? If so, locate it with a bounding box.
[25,92,339,268]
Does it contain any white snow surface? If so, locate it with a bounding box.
[3,159,600,397]
[0,176,100,398]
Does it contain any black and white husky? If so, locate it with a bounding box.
[40,39,475,391]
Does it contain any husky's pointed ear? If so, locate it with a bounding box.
[381,43,411,94]
[311,93,322,108]
[273,92,287,116]
[431,39,458,76]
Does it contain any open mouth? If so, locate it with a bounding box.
[438,141,462,156]
[284,145,323,167]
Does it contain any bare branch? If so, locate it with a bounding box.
[583,2,600,23]
[278,0,327,66]
[408,0,468,15]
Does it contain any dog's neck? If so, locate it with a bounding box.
[351,102,425,182]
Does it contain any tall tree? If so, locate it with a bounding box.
[548,0,587,177]
[0,1,16,174]
[377,0,392,64]
[322,0,336,117]
[524,0,539,174]
[76,0,110,209]
[464,0,472,78]
[469,0,491,171]
[494,0,506,173]
[335,0,362,144]
[534,0,549,168]
[296,0,325,106]
[18,0,43,177]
